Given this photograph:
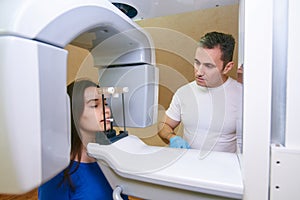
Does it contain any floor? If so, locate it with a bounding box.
[0,189,38,200]
[0,189,141,200]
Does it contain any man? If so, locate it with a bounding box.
[158,31,242,153]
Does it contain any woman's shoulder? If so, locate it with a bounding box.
[38,170,69,200]
[71,162,114,199]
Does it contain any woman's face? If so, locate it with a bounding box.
[79,86,111,133]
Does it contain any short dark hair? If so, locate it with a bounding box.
[199,31,235,66]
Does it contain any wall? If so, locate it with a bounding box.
[65,45,97,85]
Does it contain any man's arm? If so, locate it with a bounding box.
[158,115,180,144]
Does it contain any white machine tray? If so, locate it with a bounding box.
[87,135,243,199]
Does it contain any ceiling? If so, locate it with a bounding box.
[108,0,239,21]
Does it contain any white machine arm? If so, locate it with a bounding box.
[87,135,243,199]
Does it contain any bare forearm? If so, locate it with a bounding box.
[158,122,176,144]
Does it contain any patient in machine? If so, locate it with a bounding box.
[38,79,128,200]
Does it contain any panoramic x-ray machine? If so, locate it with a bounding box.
[0,0,243,199]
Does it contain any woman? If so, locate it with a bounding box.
[38,79,124,200]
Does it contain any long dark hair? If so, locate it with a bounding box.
[61,79,98,190]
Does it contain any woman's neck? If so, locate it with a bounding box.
[81,150,96,163]
[74,146,96,163]
[76,129,98,163]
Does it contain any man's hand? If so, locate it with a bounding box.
[169,136,190,149]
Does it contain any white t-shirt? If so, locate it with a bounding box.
[166,77,243,153]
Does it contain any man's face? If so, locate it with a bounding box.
[193,46,228,87]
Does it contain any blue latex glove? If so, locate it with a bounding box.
[169,136,190,149]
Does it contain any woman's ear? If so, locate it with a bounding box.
[223,61,234,74]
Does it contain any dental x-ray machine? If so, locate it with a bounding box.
[0,0,243,199]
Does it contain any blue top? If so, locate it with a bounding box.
[38,161,125,200]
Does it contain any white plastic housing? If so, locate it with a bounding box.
[0,36,70,193]
[99,64,159,128]
[0,0,156,194]
[88,135,243,199]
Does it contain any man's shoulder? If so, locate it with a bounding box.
[227,77,243,91]
[225,78,243,101]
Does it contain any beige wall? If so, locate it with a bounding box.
[65,4,239,145]
[65,45,97,85]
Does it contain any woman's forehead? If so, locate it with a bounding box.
[84,86,101,101]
